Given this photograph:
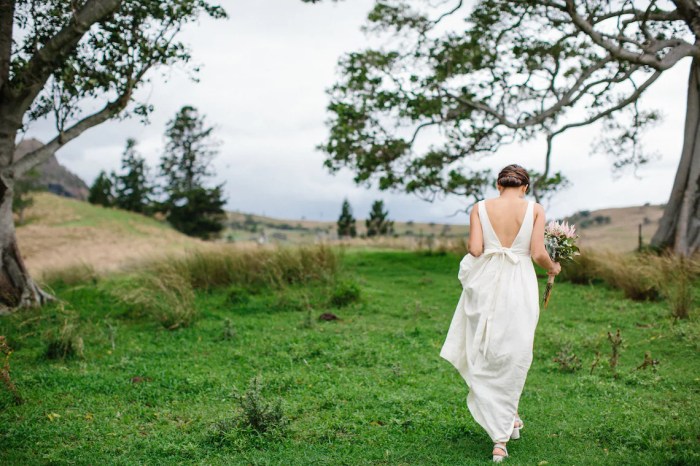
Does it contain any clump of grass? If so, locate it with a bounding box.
[110,272,197,330]
[596,252,662,301]
[0,335,23,405]
[330,280,361,307]
[43,318,84,360]
[558,251,604,285]
[40,263,98,287]
[552,344,582,373]
[273,290,312,312]
[210,375,288,446]
[657,254,698,319]
[104,318,117,350]
[571,250,698,315]
[143,244,339,292]
[225,285,250,305]
[221,318,236,341]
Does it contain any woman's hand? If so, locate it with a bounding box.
[548,262,561,276]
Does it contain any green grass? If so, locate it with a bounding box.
[1,250,698,465]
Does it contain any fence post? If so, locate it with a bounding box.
[638,223,643,252]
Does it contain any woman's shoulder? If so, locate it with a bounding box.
[532,201,545,215]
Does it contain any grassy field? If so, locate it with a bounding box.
[1,249,698,465]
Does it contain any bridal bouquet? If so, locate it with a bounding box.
[542,220,580,308]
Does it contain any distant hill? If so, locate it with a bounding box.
[227,204,665,252]
[16,192,205,276]
[564,204,665,252]
[225,210,469,243]
[14,138,89,200]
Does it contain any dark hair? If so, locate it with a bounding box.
[497,164,530,191]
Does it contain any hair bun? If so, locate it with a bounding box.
[497,164,530,189]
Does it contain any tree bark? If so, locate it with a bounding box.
[0,174,52,312]
[652,56,700,256]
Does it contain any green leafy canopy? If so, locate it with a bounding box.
[317,0,697,205]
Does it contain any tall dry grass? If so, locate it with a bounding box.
[102,244,340,329]
[140,244,340,292]
[109,272,197,330]
[559,249,699,318]
[39,263,99,287]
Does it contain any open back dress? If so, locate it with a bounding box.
[440,199,540,443]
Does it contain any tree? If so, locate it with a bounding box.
[0,1,227,309]
[337,199,357,238]
[113,139,154,214]
[159,106,226,239]
[318,0,700,256]
[12,169,41,225]
[88,171,115,207]
[366,200,394,237]
[166,186,226,239]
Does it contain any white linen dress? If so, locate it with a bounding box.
[440,200,540,443]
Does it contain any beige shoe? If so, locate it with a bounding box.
[492,442,508,462]
[510,415,524,440]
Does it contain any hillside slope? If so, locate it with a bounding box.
[16,193,205,275]
[567,204,665,251]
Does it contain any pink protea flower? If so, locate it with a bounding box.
[542,220,580,309]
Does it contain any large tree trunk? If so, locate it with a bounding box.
[0,145,52,313]
[652,57,700,257]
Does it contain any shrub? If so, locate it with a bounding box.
[330,280,361,307]
[110,272,197,330]
[607,329,623,378]
[552,344,582,373]
[210,375,288,445]
[43,318,84,360]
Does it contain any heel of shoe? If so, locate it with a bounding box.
[510,427,520,440]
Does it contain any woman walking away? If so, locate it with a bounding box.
[440,164,561,462]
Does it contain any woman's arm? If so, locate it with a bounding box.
[530,203,561,275]
[468,203,484,257]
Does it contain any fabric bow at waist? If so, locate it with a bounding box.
[469,246,527,364]
[483,246,523,264]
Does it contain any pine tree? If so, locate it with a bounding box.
[113,138,154,214]
[159,106,226,238]
[366,200,393,237]
[88,171,115,207]
[337,199,356,238]
[166,186,226,239]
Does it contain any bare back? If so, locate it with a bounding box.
[483,197,529,249]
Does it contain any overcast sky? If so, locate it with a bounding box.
[24,0,689,224]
